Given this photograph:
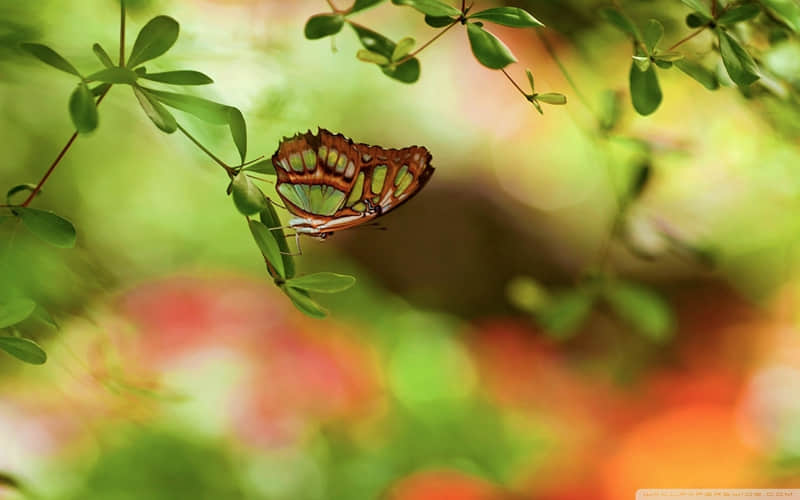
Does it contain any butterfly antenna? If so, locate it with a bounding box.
[267,198,288,211]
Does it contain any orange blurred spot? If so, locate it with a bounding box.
[602,405,761,498]
[387,469,502,500]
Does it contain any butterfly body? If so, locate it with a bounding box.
[271,129,434,238]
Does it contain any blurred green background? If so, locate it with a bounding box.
[3,0,800,498]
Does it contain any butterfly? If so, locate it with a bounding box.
[271,128,434,240]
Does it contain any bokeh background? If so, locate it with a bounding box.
[3,0,800,498]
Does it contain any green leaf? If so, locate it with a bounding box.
[718,29,760,86]
[526,68,535,92]
[244,159,276,175]
[350,0,386,14]
[382,58,421,83]
[349,24,421,83]
[127,15,180,68]
[249,219,285,279]
[231,172,267,216]
[92,42,114,67]
[281,286,327,319]
[629,162,651,198]
[85,67,138,84]
[91,83,112,97]
[392,37,416,61]
[144,88,230,124]
[228,107,247,164]
[0,298,36,329]
[33,305,59,330]
[654,59,673,69]
[675,59,719,89]
[304,14,345,40]
[599,89,621,131]
[761,0,800,32]
[632,54,651,72]
[506,276,549,312]
[468,7,544,28]
[643,19,664,53]
[686,12,710,27]
[132,86,177,133]
[599,7,641,40]
[629,61,662,115]
[20,43,81,77]
[536,92,567,105]
[357,49,391,65]
[681,0,712,18]
[425,15,456,27]
[538,290,593,339]
[69,83,98,134]
[466,23,516,69]
[285,273,356,293]
[390,0,461,17]
[260,205,295,279]
[17,207,77,248]
[653,51,684,62]
[6,184,35,206]
[718,3,761,24]
[0,336,47,364]
[604,281,674,343]
[139,70,214,85]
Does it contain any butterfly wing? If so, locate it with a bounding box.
[271,129,434,235]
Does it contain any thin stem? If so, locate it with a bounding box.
[461,0,466,12]
[393,19,460,66]
[21,87,112,207]
[176,123,235,177]
[536,30,594,115]
[326,0,342,14]
[119,0,126,66]
[667,27,706,51]
[501,68,529,99]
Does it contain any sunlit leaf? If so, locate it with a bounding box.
[350,24,421,83]
[127,15,180,68]
[675,59,719,89]
[92,42,114,67]
[761,0,800,32]
[69,83,99,134]
[357,49,391,65]
[599,89,621,131]
[304,14,345,40]
[469,7,544,28]
[0,298,37,329]
[466,23,516,69]
[285,273,356,293]
[390,0,461,17]
[86,67,138,84]
[392,37,416,61]
[249,219,285,279]
[20,43,81,77]
[18,207,77,248]
[605,281,674,342]
[506,276,549,312]
[718,3,761,24]
[0,336,47,364]
[144,88,230,124]
[282,286,327,318]
[260,205,295,279]
[537,92,567,105]
[228,107,247,164]
[629,61,662,115]
[718,29,760,86]
[526,68,535,91]
[231,172,267,216]
[653,51,684,62]
[139,70,214,85]
[643,19,664,53]
[244,159,276,175]
[132,86,177,133]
